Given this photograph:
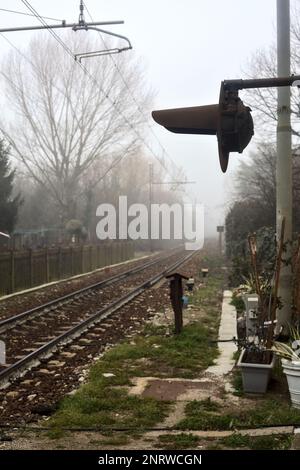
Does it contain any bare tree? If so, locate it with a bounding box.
[234,143,276,211]
[243,0,300,140]
[0,31,153,221]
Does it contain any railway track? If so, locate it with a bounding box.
[0,248,181,332]
[0,249,195,389]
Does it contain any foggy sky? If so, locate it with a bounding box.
[0,0,277,235]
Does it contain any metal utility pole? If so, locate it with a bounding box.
[276,0,293,333]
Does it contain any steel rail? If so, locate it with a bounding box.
[0,249,182,333]
[0,250,195,387]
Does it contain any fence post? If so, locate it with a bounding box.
[10,250,15,294]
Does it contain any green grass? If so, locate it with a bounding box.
[89,322,220,381]
[49,317,221,433]
[177,398,300,431]
[46,428,67,440]
[189,273,224,310]
[156,433,199,450]
[231,369,244,396]
[50,379,169,431]
[88,263,225,381]
[219,433,292,450]
[89,435,131,447]
[48,255,224,436]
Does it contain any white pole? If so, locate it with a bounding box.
[276,0,293,333]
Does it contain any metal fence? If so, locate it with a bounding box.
[0,241,134,296]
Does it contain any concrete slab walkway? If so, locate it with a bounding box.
[130,290,238,401]
[207,290,237,376]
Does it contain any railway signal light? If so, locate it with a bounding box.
[152,82,254,172]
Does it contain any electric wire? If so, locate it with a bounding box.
[82,0,183,179]
[20,0,180,179]
[0,6,63,22]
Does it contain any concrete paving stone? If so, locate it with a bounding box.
[206,290,237,376]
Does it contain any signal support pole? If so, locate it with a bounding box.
[276,0,292,333]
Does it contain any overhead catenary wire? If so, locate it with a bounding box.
[20,0,181,180]
[20,0,77,60]
[82,0,182,178]
[0,6,63,22]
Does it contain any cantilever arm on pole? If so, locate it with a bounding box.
[73,24,132,61]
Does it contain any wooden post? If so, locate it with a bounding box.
[166,272,188,334]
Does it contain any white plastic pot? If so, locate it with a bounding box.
[282,359,300,409]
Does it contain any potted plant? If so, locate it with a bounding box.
[273,328,300,409]
[237,339,276,394]
[237,222,285,393]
